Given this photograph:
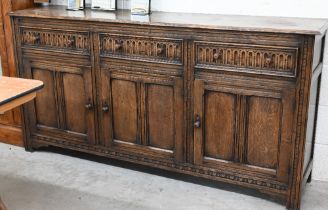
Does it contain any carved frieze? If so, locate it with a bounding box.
[33,136,288,192]
[100,34,183,64]
[196,42,298,77]
[21,28,90,54]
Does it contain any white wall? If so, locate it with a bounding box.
[52,0,328,18]
[51,0,328,181]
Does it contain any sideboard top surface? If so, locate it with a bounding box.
[10,5,328,35]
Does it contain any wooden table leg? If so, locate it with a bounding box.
[0,197,7,210]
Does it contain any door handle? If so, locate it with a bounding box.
[102,104,109,112]
[85,103,93,110]
[194,115,201,128]
[85,99,93,110]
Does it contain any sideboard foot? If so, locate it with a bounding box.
[307,171,313,183]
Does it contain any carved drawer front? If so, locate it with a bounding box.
[195,42,298,77]
[21,28,90,54]
[100,34,183,64]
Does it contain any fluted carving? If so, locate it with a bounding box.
[21,29,90,54]
[196,42,298,76]
[100,34,183,64]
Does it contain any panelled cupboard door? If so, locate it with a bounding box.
[100,70,184,162]
[23,60,96,144]
[193,79,295,183]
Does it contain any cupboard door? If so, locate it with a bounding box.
[194,80,236,163]
[24,60,96,144]
[100,71,184,162]
[194,79,294,183]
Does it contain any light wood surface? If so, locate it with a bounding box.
[0,76,43,114]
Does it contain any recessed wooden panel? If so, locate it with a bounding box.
[246,96,281,169]
[111,79,138,143]
[147,84,174,150]
[204,91,236,161]
[63,73,86,134]
[33,69,58,128]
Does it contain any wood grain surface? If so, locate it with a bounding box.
[10,5,328,35]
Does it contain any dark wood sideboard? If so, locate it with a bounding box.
[10,6,328,209]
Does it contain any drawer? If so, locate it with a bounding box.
[99,34,183,65]
[20,28,90,54]
[195,41,298,77]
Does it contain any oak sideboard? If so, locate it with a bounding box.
[10,6,328,209]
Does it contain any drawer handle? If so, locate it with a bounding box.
[194,115,201,128]
[102,104,109,112]
[67,37,75,48]
[213,52,221,61]
[157,44,165,55]
[85,103,93,110]
[265,57,273,66]
[31,34,40,43]
[115,42,123,51]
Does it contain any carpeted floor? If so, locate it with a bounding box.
[0,143,327,210]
